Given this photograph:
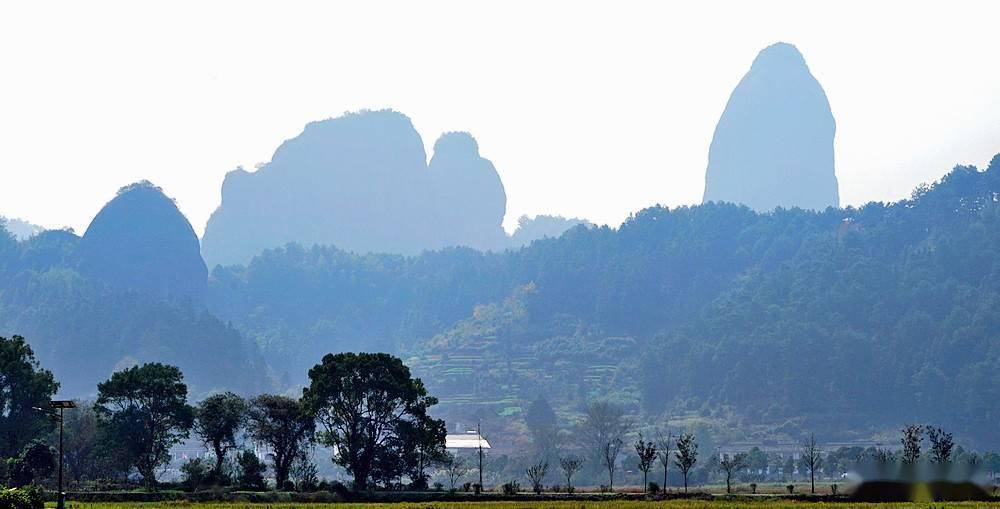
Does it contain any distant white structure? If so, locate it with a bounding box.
[445,430,491,450]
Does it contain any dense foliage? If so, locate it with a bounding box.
[208,155,1000,448]
[0,336,58,458]
[95,363,195,487]
[0,229,268,396]
[303,352,447,490]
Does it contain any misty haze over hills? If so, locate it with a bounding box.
[201,110,587,267]
[704,42,839,211]
[3,41,1000,451]
[0,217,43,241]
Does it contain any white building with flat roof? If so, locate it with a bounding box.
[445,431,491,450]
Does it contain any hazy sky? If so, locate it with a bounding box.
[2,1,999,236]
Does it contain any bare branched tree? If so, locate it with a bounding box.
[601,437,624,492]
[800,434,821,494]
[442,453,470,490]
[558,456,583,494]
[579,401,628,474]
[524,460,548,494]
[656,431,673,492]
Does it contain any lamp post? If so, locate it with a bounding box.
[35,400,76,509]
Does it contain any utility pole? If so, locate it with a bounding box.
[477,421,484,490]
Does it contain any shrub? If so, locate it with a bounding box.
[235,450,267,490]
[473,483,482,494]
[599,484,611,493]
[501,480,520,495]
[281,479,295,491]
[181,458,211,491]
[291,455,319,492]
[461,482,472,492]
[830,483,839,496]
[326,480,350,498]
[750,482,757,494]
[786,484,795,494]
[0,486,44,509]
[432,482,444,491]
[551,484,562,493]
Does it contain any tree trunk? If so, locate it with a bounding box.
[663,465,668,492]
[811,471,815,494]
[213,443,226,477]
[140,465,156,490]
[643,472,648,492]
[353,468,368,491]
[683,472,688,493]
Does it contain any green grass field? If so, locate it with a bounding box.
[47,501,1000,509]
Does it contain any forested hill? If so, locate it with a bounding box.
[0,184,269,397]
[208,155,1000,448]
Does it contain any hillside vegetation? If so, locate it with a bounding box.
[207,155,1000,448]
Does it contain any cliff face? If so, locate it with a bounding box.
[202,110,518,267]
[428,132,508,250]
[202,110,432,267]
[703,42,839,212]
[78,181,207,303]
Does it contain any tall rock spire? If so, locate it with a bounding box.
[703,42,839,212]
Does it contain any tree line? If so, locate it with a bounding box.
[502,398,1000,495]
[0,335,445,492]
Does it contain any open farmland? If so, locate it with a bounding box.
[45,499,1000,509]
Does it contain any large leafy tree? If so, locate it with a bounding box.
[302,352,446,490]
[0,335,59,458]
[245,394,314,489]
[193,392,247,478]
[95,363,194,487]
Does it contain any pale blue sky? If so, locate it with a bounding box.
[2,0,998,235]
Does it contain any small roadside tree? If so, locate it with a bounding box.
[900,424,923,464]
[558,456,583,494]
[674,433,698,493]
[193,392,247,481]
[601,437,624,492]
[634,433,658,492]
[718,452,747,494]
[800,434,821,494]
[95,363,194,488]
[442,453,470,490]
[926,426,954,463]
[524,459,548,494]
[656,431,673,492]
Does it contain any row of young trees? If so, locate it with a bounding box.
[0,335,446,491]
[518,398,996,495]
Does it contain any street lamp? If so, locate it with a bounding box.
[34,400,76,509]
